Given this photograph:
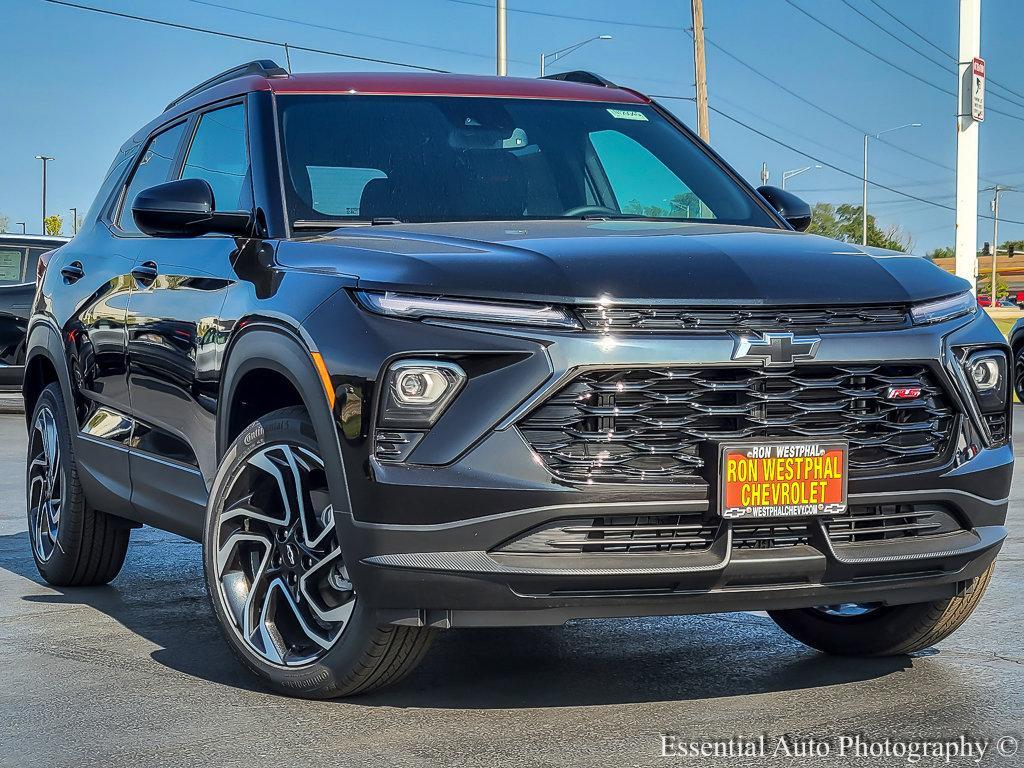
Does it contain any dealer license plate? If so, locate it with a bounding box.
[719,441,848,519]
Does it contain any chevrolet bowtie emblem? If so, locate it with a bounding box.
[731,332,821,367]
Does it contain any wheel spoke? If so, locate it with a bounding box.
[219,496,288,529]
[299,546,356,625]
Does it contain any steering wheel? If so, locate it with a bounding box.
[562,205,621,218]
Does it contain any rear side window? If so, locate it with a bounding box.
[117,122,188,234]
[180,103,249,211]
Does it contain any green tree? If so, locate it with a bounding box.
[43,214,63,237]
[1001,240,1024,257]
[806,202,912,252]
[977,272,1008,297]
[926,246,955,261]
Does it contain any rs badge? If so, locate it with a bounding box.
[886,387,922,400]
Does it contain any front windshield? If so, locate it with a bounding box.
[276,94,778,228]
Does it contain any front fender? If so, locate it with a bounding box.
[219,322,353,518]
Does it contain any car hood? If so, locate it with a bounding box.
[278,220,968,306]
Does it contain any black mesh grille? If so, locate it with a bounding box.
[494,514,718,554]
[519,364,955,485]
[732,521,810,549]
[825,503,963,544]
[576,305,910,333]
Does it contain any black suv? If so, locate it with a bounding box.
[24,61,1011,698]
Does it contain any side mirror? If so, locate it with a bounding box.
[132,178,252,238]
[756,186,812,232]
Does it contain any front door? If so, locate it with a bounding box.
[125,101,250,538]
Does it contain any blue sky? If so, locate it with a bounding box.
[2,0,1023,254]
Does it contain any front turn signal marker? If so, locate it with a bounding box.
[311,352,336,410]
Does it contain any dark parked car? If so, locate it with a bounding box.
[23,61,1011,698]
[0,234,67,389]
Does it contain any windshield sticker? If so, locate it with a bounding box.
[607,108,649,121]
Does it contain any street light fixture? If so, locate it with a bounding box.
[862,124,921,245]
[781,165,822,190]
[35,155,54,235]
[540,35,612,77]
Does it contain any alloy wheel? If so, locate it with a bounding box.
[213,443,355,667]
[28,406,64,563]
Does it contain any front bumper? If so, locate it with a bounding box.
[341,443,1008,627]
[306,297,1012,627]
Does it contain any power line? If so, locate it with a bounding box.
[782,0,1024,124]
[444,0,680,31]
[865,0,954,62]
[693,30,966,180]
[43,0,449,73]
[865,0,1024,103]
[845,0,1024,111]
[184,0,529,66]
[839,1,952,76]
[651,93,1024,227]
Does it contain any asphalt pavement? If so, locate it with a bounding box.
[0,411,1021,768]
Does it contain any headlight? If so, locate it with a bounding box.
[961,349,1008,413]
[910,291,977,325]
[355,290,580,329]
[378,359,466,428]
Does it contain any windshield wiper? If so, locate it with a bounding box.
[293,218,403,230]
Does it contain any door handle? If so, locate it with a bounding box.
[131,261,159,283]
[60,261,85,283]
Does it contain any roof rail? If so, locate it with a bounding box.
[164,59,289,112]
[540,70,618,88]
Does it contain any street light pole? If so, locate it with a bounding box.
[539,35,612,77]
[782,165,821,190]
[35,155,54,235]
[70,207,78,236]
[16,223,26,234]
[861,124,921,245]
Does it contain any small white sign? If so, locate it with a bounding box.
[606,108,648,121]
[972,57,986,122]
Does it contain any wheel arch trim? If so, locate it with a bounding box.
[22,320,76,429]
[219,319,353,517]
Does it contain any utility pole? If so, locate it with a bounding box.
[35,155,54,235]
[991,188,1000,299]
[690,0,710,142]
[70,207,78,235]
[955,0,981,290]
[759,162,769,187]
[496,0,507,76]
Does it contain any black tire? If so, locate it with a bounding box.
[203,407,435,698]
[768,562,996,656]
[26,382,130,586]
